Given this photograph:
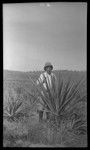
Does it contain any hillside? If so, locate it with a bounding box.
[3,69,87,98]
[4,69,86,81]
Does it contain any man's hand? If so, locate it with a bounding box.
[42,78,46,84]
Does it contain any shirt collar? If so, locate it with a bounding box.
[44,71,52,76]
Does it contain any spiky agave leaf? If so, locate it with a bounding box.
[72,118,87,135]
[4,90,24,121]
[4,101,22,121]
[58,79,86,116]
[19,78,53,112]
[38,74,59,113]
[65,78,85,102]
[62,84,87,115]
[69,94,86,110]
[12,101,22,115]
[63,95,87,117]
[7,100,14,116]
[58,77,71,111]
[45,74,58,111]
[12,73,55,114]
[25,74,58,115]
[38,80,55,112]
[7,91,16,116]
[16,77,53,115]
[17,73,86,124]
[42,77,57,112]
[57,79,64,109]
[72,119,86,130]
[3,109,12,118]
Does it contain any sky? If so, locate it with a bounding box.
[3,2,87,71]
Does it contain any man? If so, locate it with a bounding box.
[36,62,57,122]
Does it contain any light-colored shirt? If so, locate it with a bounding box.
[37,71,57,90]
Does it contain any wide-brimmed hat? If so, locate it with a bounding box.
[44,62,53,71]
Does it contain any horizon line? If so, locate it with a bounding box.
[3,69,87,73]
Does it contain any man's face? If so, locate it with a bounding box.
[46,66,52,74]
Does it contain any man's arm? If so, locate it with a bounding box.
[36,74,44,85]
[53,73,58,90]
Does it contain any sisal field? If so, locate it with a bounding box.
[3,70,87,147]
